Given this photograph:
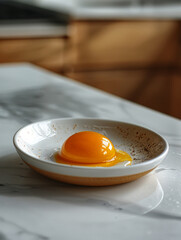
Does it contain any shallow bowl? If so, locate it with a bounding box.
[13,118,169,186]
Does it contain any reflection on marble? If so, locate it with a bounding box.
[0,153,163,214]
[0,64,181,240]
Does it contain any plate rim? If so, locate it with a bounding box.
[13,117,169,171]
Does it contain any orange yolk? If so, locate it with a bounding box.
[55,131,132,167]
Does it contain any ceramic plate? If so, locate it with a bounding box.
[13,118,169,186]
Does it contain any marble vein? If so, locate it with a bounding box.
[0,217,49,240]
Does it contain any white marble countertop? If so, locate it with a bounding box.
[0,63,181,240]
[36,0,181,19]
[73,3,181,20]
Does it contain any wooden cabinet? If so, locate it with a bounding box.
[65,20,179,70]
[0,20,180,118]
[0,38,66,73]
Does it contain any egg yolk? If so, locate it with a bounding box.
[55,131,132,167]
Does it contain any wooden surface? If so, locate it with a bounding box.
[65,20,179,71]
[66,69,175,117]
[0,20,180,119]
[0,38,66,72]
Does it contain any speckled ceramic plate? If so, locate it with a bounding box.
[13,118,169,186]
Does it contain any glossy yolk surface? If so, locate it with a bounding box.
[55,131,132,167]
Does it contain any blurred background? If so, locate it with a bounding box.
[0,0,180,119]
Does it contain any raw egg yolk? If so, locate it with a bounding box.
[55,131,132,167]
